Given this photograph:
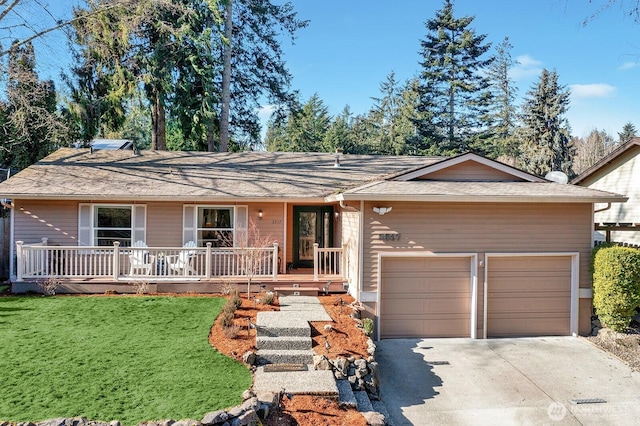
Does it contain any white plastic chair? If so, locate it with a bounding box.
[129,241,155,276]
[166,241,197,276]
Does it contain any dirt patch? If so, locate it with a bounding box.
[585,320,640,372]
[209,293,370,425]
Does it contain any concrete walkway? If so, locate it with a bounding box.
[253,296,338,396]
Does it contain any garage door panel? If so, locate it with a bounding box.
[489,295,570,314]
[381,256,471,339]
[487,256,572,337]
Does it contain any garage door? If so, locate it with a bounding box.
[487,256,572,337]
[380,256,471,339]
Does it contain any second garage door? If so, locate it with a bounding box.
[380,256,472,339]
[486,255,572,337]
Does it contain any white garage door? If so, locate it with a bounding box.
[487,255,572,337]
[380,256,472,339]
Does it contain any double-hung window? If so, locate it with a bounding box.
[79,204,146,247]
[183,205,247,247]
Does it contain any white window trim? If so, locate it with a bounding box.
[78,203,147,247]
[183,205,248,247]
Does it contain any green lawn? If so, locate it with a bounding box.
[0,296,251,425]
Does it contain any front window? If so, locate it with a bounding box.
[198,207,233,247]
[95,206,132,247]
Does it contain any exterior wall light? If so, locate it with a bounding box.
[258,209,263,220]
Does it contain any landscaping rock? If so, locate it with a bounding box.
[313,354,331,370]
[241,389,255,401]
[242,351,256,366]
[255,390,277,405]
[226,405,244,419]
[172,420,201,426]
[362,411,385,426]
[230,410,257,426]
[240,396,259,412]
[202,410,229,425]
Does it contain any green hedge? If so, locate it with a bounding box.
[592,245,640,332]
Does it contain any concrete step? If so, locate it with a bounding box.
[336,379,357,409]
[354,390,374,412]
[371,399,394,425]
[256,311,310,337]
[253,367,339,398]
[256,335,312,351]
[257,349,315,365]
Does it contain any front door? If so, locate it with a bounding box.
[293,206,333,268]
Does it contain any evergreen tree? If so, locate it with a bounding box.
[618,122,636,144]
[518,68,574,177]
[416,0,493,154]
[265,94,330,152]
[0,41,64,169]
[323,106,355,153]
[484,37,519,159]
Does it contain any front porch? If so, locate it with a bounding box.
[14,239,348,294]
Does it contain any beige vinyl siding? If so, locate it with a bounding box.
[15,200,286,249]
[582,148,640,245]
[417,161,525,181]
[363,201,594,335]
[14,200,80,245]
[341,208,360,290]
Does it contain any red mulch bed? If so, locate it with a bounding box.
[209,292,369,426]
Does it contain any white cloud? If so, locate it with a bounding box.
[510,54,543,80]
[617,61,639,71]
[257,104,277,122]
[569,83,616,99]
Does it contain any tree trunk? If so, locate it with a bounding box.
[207,119,216,152]
[150,89,166,151]
[219,0,233,152]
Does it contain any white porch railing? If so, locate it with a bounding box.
[15,241,281,281]
[313,243,347,281]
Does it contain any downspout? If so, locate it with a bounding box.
[594,203,612,243]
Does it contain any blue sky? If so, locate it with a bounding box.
[24,0,640,139]
[259,0,640,138]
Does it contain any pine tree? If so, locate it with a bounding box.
[265,94,330,152]
[518,69,574,177]
[484,37,519,159]
[416,0,493,154]
[618,122,636,144]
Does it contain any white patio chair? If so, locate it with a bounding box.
[166,241,197,276]
[129,241,155,276]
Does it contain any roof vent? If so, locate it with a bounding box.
[334,148,343,168]
[545,171,568,184]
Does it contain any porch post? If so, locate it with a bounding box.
[16,241,23,281]
[313,242,319,282]
[342,243,348,279]
[113,242,120,281]
[272,242,279,281]
[205,242,212,280]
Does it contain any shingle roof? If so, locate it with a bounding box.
[571,138,640,185]
[338,180,627,203]
[0,148,441,200]
[0,148,626,203]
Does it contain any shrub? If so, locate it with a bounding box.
[362,317,374,336]
[222,300,237,315]
[219,281,238,295]
[223,323,242,339]
[230,291,242,309]
[261,291,276,306]
[36,277,61,296]
[592,246,640,332]
[130,279,150,295]
[219,310,235,328]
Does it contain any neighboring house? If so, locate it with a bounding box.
[0,148,626,339]
[572,138,640,245]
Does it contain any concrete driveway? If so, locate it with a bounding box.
[377,337,640,425]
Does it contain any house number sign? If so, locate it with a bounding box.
[378,233,401,241]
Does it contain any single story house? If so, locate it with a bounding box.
[572,138,640,245]
[0,148,627,339]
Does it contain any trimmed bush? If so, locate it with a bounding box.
[592,246,640,332]
[230,291,242,309]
